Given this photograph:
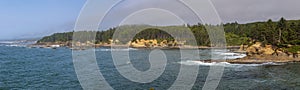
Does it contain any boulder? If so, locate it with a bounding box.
[246,42,262,55]
[131,42,146,48]
[127,41,132,45]
[260,45,275,55]
[246,46,258,56]
[152,39,158,46]
[108,39,113,44]
[160,40,168,47]
[252,42,262,48]
[274,48,286,56]
[238,44,247,51]
[297,51,300,58]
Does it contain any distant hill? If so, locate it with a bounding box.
[37,17,300,46]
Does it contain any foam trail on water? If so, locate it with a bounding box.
[179,60,286,67]
[0,40,36,47]
[96,48,138,52]
[178,60,230,66]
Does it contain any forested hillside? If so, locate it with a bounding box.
[37,17,300,46]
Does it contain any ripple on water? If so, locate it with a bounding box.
[1,46,300,89]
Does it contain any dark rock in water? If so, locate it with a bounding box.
[225,55,300,64]
[200,54,300,64]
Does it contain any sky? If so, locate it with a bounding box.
[0,0,85,40]
[1,0,300,40]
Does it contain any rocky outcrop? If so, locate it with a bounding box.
[245,42,275,56]
[274,48,286,56]
[129,39,185,48]
[238,44,247,51]
[246,42,262,56]
[242,41,300,58]
[260,45,275,55]
[130,39,146,48]
[226,55,300,64]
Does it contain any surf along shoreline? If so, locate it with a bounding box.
[30,40,300,64]
[202,55,300,64]
[200,42,300,64]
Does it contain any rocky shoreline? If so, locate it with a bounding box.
[200,55,300,64]
[202,41,300,64]
[31,40,300,64]
[226,55,300,64]
[29,40,240,50]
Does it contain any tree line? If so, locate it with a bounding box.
[37,17,300,46]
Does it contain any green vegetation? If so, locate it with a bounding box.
[132,28,174,42]
[225,33,249,46]
[38,32,73,42]
[38,17,300,46]
[286,46,300,53]
[224,17,300,45]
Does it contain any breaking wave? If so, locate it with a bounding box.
[96,48,139,52]
[0,40,36,47]
[179,60,285,67]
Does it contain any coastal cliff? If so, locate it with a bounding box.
[227,41,300,64]
[33,18,300,63]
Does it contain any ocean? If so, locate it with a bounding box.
[1,40,300,90]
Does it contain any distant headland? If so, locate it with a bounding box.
[31,17,300,64]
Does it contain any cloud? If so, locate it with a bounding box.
[211,0,300,23]
[98,0,300,29]
[4,0,300,40]
[99,0,200,29]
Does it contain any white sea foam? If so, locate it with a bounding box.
[210,51,247,60]
[222,53,247,60]
[96,48,138,52]
[0,41,16,44]
[0,40,31,44]
[178,60,230,66]
[0,40,36,47]
[179,60,285,67]
[5,44,26,47]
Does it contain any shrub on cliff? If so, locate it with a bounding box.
[287,46,300,53]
